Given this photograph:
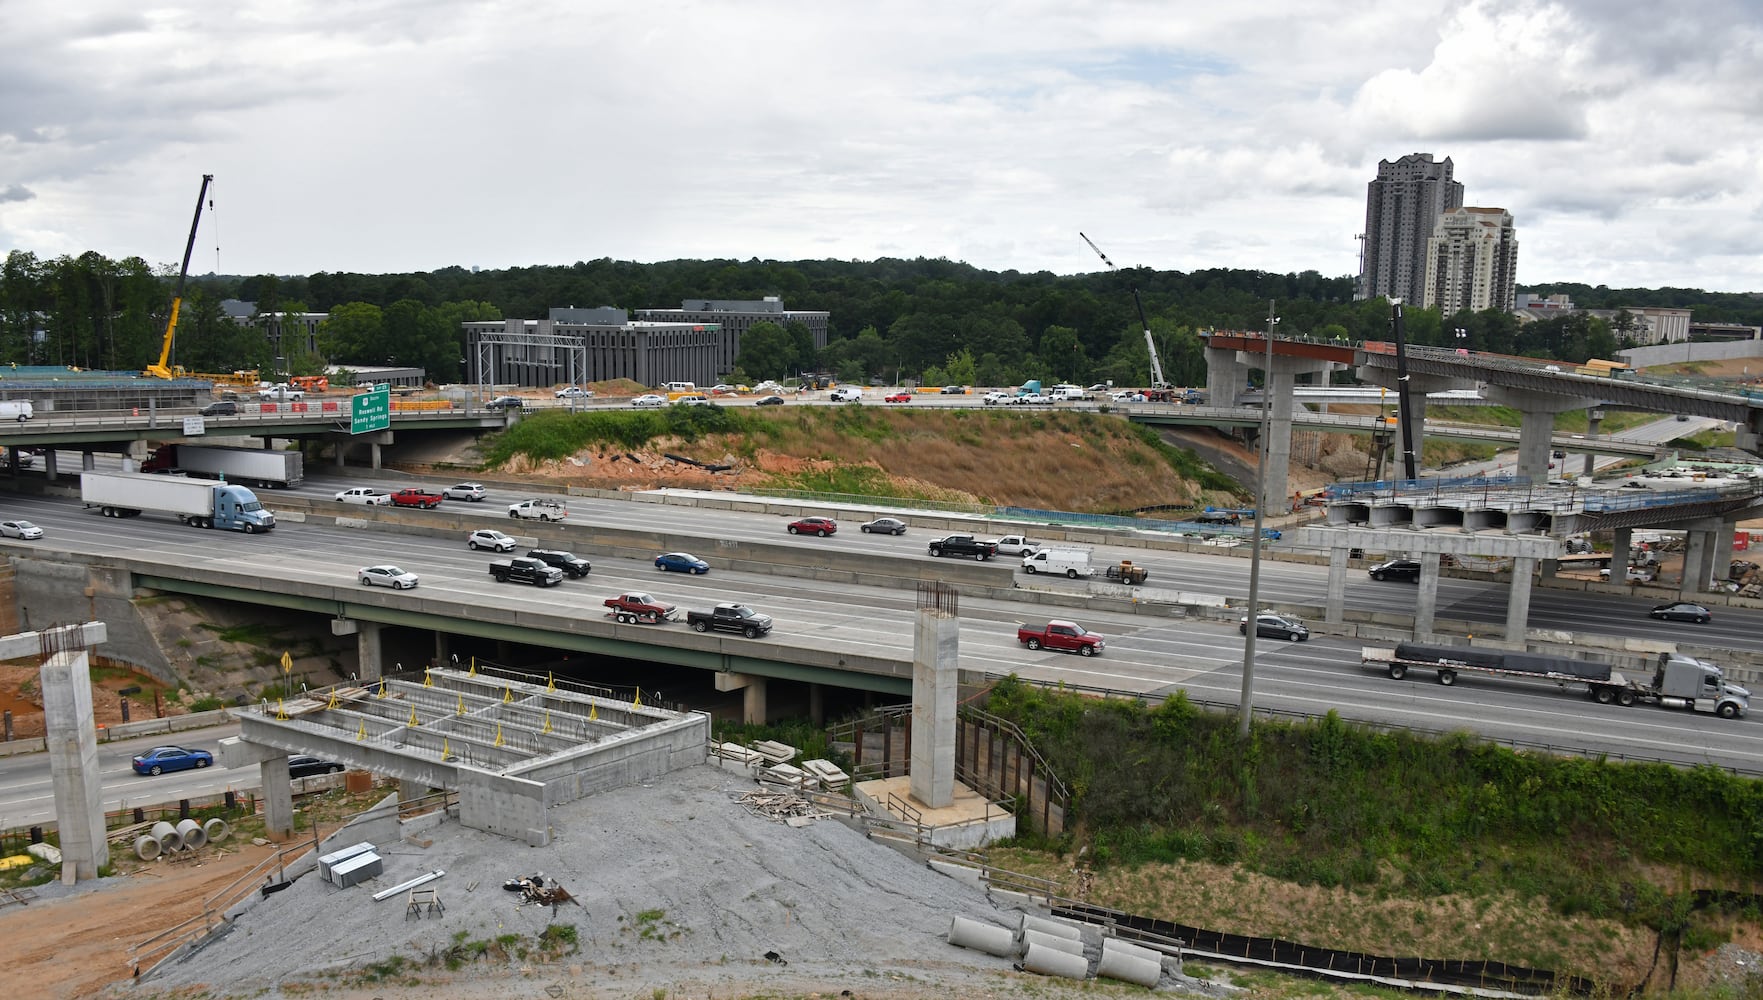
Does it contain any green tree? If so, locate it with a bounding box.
[1037,325,1086,382]
[319,302,385,362]
[735,322,796,379]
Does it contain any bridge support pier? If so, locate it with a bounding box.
[40,643,109,881]
[260,754,294,840]
[1504,557,1536,644]
[1204,347,1247,407]
[81,451,95,472]
[1324,546,1349,623]
[1582,409,1603,477]
[356,621,384,681]
[1248,355,1335,512]
[1415,552,1442,637]
[1484,387,1594,482]
[1352,371,1464,473]
[42,449,58,482]
[808,682,825,725]
[1609,527,1632,578]
[715,672,768,724]
[1680,530,1711,598]
[909,600,958,810]
[1712,522,1737,588]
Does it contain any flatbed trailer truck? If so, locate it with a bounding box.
[1362,643,1749,719]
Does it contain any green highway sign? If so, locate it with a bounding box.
[350,385,391,434]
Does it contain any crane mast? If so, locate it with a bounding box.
[147,174,214,380]
[1079,232,1168,388]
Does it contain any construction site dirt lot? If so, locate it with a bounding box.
[8,764,1183,1000]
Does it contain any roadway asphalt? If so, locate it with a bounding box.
[1,467,1760,777]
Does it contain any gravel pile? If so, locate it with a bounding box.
[141,764,1045,997]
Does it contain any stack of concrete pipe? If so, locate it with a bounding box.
[175,819,208,850]
[1097,937,1165,987]
[133,817,231,860]
[1016,914,1089,980]
[948,912,1172,988]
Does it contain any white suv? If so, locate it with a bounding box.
[467,529,516,552]
[442,483,487,502]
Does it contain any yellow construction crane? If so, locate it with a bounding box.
[146,174,214,380]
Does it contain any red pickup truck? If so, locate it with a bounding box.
[1016,620,1105,656]
[389,488,444,509]
[604,592,680,625]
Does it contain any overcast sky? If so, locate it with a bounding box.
[2,0,1759,293]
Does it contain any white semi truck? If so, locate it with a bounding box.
[140,444,303,488]
[80,471,277,533]
[1362,642,1749,719]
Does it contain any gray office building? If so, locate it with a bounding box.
[633,297,829,378]
[1358,153,1464,303]
[464,309,723,388]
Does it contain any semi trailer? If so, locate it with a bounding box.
[1362,642,1748,719]
[80,471,276,533]
[141,444,304,488]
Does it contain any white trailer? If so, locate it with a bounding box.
[159,445,303,488]
[80,471,275,533]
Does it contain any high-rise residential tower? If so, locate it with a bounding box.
[1421,207,1519,314]
[1357,153,1464,302]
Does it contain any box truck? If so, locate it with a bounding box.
[141,444,303,488]
[80,471,276,533]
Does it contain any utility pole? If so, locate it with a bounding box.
[1238,299,1278,738]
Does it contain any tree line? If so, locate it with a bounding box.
[4,248,1757,387]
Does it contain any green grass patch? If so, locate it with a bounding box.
[1129,424,1246,496]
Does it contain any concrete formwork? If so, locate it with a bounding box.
[227,667,709,846]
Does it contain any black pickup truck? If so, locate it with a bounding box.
[686,603,773,638]
[488,556,564,587]
[527,549,592,578]
[928,534,998,561]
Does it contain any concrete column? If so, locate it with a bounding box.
[334,442,347,468]
[369,442,382,470]
[42,449,58,482]
[1610,526,1632,576]
[1514,412,1555,483]
[1713,522,1737,587]
[81,451,95,471]
[1680,531,1710,598]
[357,621,384,681]
[1204,346,1247,407]
[40,648,108,881]
[399,778,427,803]
[910,604,958,809]
[808,682,825,726]
[1415,552,1442,637]
[1325,546,1349,623]
[742,677,768,725]
[1504,557,1536,645]
[434,632,451,671]
[260,754,294,839]
[1582,410,1602,477]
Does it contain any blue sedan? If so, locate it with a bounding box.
[132,745,214,776]
[655,552,709,574]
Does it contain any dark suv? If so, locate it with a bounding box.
[199,400,237,416]
[486,396,526,411]
[527,549,591,578]
[1368,559,1422,582]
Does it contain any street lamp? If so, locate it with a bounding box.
[1239,300,1278,738]
[1453,327,1467,353]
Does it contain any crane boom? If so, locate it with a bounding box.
[1079,232,1168,388]
[147,174,214,380]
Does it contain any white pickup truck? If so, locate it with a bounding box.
[508,498,567,521]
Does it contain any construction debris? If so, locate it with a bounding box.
[735,789,840,825]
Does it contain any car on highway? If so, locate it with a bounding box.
[655,551,709,574]
[884,392,913,403]
[289,754,345,778]
[1110,390,1148,403]
[1240,611,1311,642]
[788,516,838,536]
[1011,393,1053,405]
[0,520,43,539]
[508,498,567,521]
[485,395,526,411]
[982,391,1012,405]
[198,400,237,416]
[358,564,419,590]
[632,394,667,408]
[673,394,713,406]
[754,395,786,406]
[131,745,213,776]
[861,516,907,535]
[1651,601,1712,624]
[1367,558,1421,582]
[467,529,517,552]
[940,385,966,394]
[334,487,392,505]
[442,483,487,502]
[555,386,594,399]
[829,387,863,402]
[527,548,592,577]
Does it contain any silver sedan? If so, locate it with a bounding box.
[358,565,419,590]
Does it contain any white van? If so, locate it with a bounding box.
[664,381,697,393]
[1021,548,1093,578]
[828,387,862,402]
[0,400,33,422]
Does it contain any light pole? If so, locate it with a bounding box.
[1238,300,1278,738]
[1453,327,1467,351]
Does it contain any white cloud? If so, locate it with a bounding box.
[0,0,1760,292]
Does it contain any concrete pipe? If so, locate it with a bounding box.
[1097,945,1162,987]
[1021,928,1085,958]
[202,817,231,843]
[947,916,1017,958]
[133,834,162,861]
[149,821,183,853]
[1021,941,1089,980]
[175,818,207,850]
[1104,937,1163,965]
[1018,913,1083,942]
